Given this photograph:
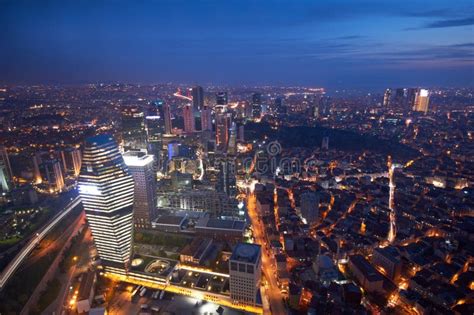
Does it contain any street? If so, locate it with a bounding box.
[246,192,286,315]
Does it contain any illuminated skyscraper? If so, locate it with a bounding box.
[0,146,13,192]
[413,88,430,114]
[228,122,237,155]
[229,243,262,305]
[200,106,212,131]
[61,147,82,177]
[192,86,204,111]
[383,88,392,107]
[163,102,172,135]
[123,151,156,229]
[251,93,262,119]
[217,157,237,197]
[183,104,195,133]
[37,158,65,193]
[121,107,147,150]
[216,113,231,151]
[216,92,228,105]
[78,134,134,269]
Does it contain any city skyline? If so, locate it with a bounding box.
[1,0,473,89]
[0,1,473,314]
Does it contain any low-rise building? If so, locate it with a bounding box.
[180,238,213,265]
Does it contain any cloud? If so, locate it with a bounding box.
[418,16,474,29]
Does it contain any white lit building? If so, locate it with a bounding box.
[413,88,430,114]
[0,146,13,192]
[78,134,135,270]
[229,243,261,305]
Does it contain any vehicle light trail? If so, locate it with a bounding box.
[0,196,82,290]
[387,157,396,243]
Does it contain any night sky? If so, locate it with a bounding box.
[1,0,473,89]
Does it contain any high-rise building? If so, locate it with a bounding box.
[228,122,237,155]
[78,134,134,269]
[252,93,262,119]
[183,104,195,133]
[121,107,147,150]
[200,106,213,131]
[275,97,286,114]
[200,107,212,132]
[217,157,237,197]
[215,113,231,151]
[300,192,320,225]
[192,86,204,112]
[163,102,172,135]
[238,124,245,142]
[216,92,228,106]
[61,147,82,178]
[38,158,65,193]
[318,96,330,116]
[413,88,430,114]
[0,146,13,192]
[149,99,167,138]
[229,243,262,305]
[383,88,392,107]
[123,151,157,229]
[243,101,253,118]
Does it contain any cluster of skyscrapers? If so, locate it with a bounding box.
[383,87,430,113]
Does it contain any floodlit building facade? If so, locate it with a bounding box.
[78,134,135,270]
[229,243,261,305]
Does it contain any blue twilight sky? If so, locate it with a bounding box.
[1,0,473,89]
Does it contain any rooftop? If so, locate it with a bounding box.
[154,215,186,226]
[230,243,261,264]
[123,151,154,166]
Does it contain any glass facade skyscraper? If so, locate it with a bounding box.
[78,134,134,269]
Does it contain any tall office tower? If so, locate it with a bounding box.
[228,122,237,155]
[123,151,156,229]
[383,88,392,107]
[216,92,228,105]
[217,158,237,197]
[321,136,329,150]
[150,99,167,136]
[413,88,430,114]
[0,146,13,192]
[275,97,285,114]
[61,147,82,177]
[312,103,320,118]
[318,96,330,116]
[200,106,213,131]
[243,101,253,118]
[192,86,204,112]
[238,124,245,142]
[300,192,320,225]
[251,93,262,119]
[183,104,195,133]
[229,243,262,305]
[394,88,406,107]
[38,158,65,193]
[406,88,417,109]
[121,107,147,150]
[215,113,231,151]
[78,135,134,269]
[163,102,172,135]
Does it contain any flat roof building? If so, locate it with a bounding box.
[229,243,262,306]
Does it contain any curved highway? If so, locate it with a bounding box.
[0,196,82,290]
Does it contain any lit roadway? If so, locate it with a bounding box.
[247,192,286,315]
[0,196,82,290]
